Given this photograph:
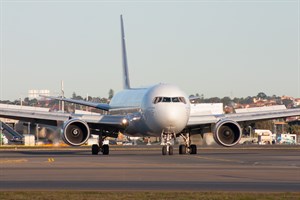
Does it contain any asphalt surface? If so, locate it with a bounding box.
[0,145,300,191]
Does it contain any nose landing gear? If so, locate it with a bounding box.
[161,132,197,155]
[161,132,175,155]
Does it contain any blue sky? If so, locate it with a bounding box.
[0,0,299,100]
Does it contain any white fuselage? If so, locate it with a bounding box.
[109,83,191,137]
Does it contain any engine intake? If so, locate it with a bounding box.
[62,119,90,146]
[213,120,241,147]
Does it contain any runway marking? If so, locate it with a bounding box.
[47,158,55,162]
[191,155,241,163]
[0,159,28,164]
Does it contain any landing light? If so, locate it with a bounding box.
[122,118,128,126]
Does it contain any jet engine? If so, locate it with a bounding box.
[213,120,242,147]
[62,119,90,146]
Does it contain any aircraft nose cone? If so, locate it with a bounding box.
[155,105,189,133]
[163,108,180,125]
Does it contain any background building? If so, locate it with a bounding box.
[28,90,50,99]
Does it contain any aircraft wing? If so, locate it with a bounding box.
[187,106,300,127]
[42,96,111,111]
[0,104,127,131]
[224,107,300,123]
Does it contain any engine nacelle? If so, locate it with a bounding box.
[62,119,90,146]
[213,120,242,147]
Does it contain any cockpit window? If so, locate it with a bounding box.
[179,97,186,104]
[162,97,171,102]
[153,96,187,104]
[172,97,179,102]
[153,97,163,104]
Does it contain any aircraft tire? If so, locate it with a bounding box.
[169,146,173,155]
[162,146,167,155]
[102,144,109,155]
[190,144,197,154]
[179,144,186,154]
[92,144,99,155]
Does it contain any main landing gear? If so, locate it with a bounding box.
[91,136,109,155]
[179,133,197,155]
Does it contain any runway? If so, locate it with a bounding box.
[0,146,300,191]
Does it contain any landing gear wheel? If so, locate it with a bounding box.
[162,146,167,155]
[92,144,99,155]
[102,144,109,155]
[179,144,186,154]
[190,144,197,154]
[168,146,173,155]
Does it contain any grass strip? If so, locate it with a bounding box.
[0,191,300,200]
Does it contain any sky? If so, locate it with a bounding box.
[0,0,299,101]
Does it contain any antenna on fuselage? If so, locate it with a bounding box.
[120,15,131,89]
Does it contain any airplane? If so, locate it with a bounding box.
[1,15,300,156]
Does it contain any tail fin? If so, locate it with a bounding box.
[120,15,131,89]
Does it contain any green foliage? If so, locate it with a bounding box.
[289,125,300,135]
[0,91,296,112]
[0,192,300,200]
[188,92,296,109]
[257,92,267,99]
[254,120,274,131]
[108,89,114,99]
[221,96,232,106]
[72,92,83,100]
[282,99,294,108]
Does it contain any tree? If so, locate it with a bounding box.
[24,97,29,103]
[232,97,240,104]
[282,99,294,108]
[86,96,92,101]
[254,120,274,131]
[205,97,221,103]
[221,96,232,106]
[257,92,267,99]
[240,96,253,105]
[289,125,300,135]
[108,89,114,99]
[71,92,83,100]
[72,92,77,99]
[29,98,38,106]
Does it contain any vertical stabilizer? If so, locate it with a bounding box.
[120,15,131,89]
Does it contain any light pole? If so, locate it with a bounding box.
[248,126,252,138]
[36,124,39,145]
[61,80,64,112]
[0,121,2,146]
[27,122,30,135]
